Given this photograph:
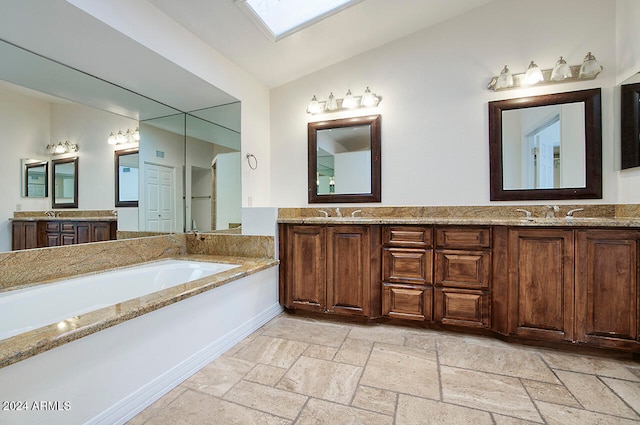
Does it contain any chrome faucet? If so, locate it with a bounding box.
[335,207,342,218]
[351,210,362,217]
[45,210,55,218]
[566,208,584,217]
[318,210,329,217]
[544,205,559,218]
[516,209,532,221]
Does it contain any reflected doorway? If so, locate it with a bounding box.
[144,163,175,232]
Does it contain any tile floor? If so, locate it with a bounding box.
[128,313,640,424]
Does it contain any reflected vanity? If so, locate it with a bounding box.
[489,89,602,201]
[51,157,78,208]
[308,115,381,203]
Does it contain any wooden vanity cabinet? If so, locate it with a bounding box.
[382,226,433,321]
[506,228,575,342]
[575,229,640,350]
[434,227,491,328]
[11,221,38,250]
[279,224,378,318]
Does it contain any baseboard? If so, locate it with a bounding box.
[89,302,283,425]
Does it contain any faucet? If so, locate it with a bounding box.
[351,210,362,217]
[544,205,559,218]
[45,210,55,218]
[335,207,342,217]
[318,210,329,217]
[516,209,532,221]
[566,208,584,217]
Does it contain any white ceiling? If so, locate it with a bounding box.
[148,0,495,88]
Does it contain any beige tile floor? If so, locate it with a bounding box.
[128,313,640,425]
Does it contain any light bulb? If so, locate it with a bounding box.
[342,89,357,109]
[361,87,379,107]
[107,132,117,145]
[525,61,544,85]
[306,95,322,114]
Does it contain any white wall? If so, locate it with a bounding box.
[270,0,619,207]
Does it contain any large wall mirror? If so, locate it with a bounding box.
[115,148,139,207]
[621,81,640,170]
[52,157,78,208]
[489,89,602,201]
[308,115,381,203]
[21,159,48,198]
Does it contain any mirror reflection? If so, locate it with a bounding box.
[115,148,139,207]
[316,125,372,195]
[489,89,602,201]
[52,157,78,208]
[308,115,381,203]
[22,159,48,198]
[502,103,585,190]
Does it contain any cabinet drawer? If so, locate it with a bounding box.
[435,227,491,249]
[383,283,432,321]
[45,222,60,232]
[61,222,75,232]
[435,288,489,328]
[435,250,491,288]
[383,226,432,247]
[383,248,432,284]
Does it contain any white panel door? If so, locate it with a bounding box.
[144,163,175,232]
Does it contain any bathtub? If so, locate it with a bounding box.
[0,257,281,425]
[0,259,239,340]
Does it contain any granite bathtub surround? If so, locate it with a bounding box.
[278,204,640,227]
[0,233,278,368]
[13,209,118,219]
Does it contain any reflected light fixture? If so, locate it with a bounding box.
[306,87,380,114]
[108,127,140,145]
[46,141,78,155]
[487,52,603,91]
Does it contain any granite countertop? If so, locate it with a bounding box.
[10,216,117,221]
[0,255,278,369]
[278,216,640,227]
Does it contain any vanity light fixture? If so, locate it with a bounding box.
[46,141,78,155]
[108,127,140,145]
[306,87,380,114]
[487,52,603,91]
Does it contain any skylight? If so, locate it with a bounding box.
[236,0,360,41]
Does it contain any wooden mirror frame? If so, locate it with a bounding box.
[621,82,640,170]
[24,161,48,198]
[114,147,139,207]
[308,114,381,203]
[489,88,602,201]
[51,156,79,208]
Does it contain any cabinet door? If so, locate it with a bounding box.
[91,222,112,242]
[12,222,38,250]
[285,225,326,312]
[576,230,640,350]
[508,228,574,342]
[76,222,91,244]
[327,226,370,316]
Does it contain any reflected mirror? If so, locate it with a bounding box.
[489,89,602,201]
[308,115,381,203]
[22,159,48,197]
[52,157,78,208]
[621,80,640,169]
[115,148,139,207]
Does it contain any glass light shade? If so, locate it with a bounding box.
[496,65,514,89]
[550,57,572,81]
[524,61,544,85]
[325,92,338,111]
[361,87,379,107]
[306,95,322,114]
[342,89,358,109]
[579,52,602,78]
[54,142,66,154]
[133,127,140,141]
[116,130,126,144]
[107,132,117,145]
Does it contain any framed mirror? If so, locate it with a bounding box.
[21,159,48,197]
[621,82,640,170]
[52,157,78,208]
[308,114,381,203]
[115,148,139,207]
[489,89,602,201]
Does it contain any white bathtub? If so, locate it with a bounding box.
[0,259,281,425]
[0,259,238,340]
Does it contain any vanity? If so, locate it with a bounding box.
[278,206,640,354]
[11,212,117,250]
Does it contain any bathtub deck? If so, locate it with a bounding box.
[0,254,278,368]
